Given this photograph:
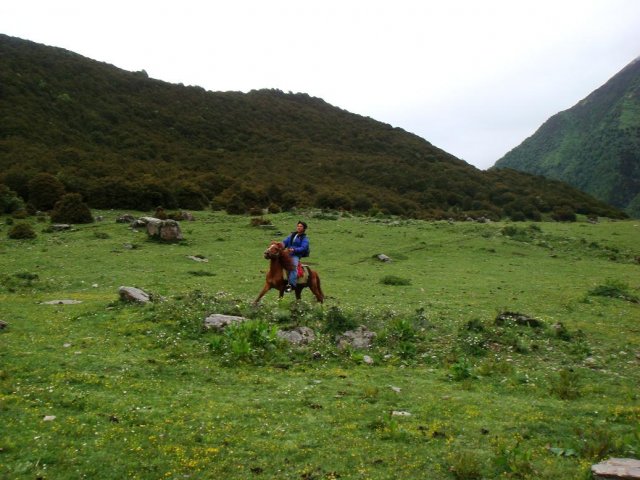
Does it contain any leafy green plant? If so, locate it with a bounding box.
[550,368,581,400]
[218,319,281,364]
[450,358,472,381]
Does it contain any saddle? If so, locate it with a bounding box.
[282,264,308,283]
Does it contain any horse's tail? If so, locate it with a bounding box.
[312,271,324,303]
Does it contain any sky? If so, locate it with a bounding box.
[1,0,639,170]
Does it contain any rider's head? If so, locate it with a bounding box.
[297,221,308,233]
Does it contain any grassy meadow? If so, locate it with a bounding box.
[0,210,639,479]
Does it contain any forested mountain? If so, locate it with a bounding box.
[0,34,625,220]
[494,56,640,217]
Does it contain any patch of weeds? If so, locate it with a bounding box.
[93,231,110,239]
[377,317,422,360]
[476,356,514,377]
[250,217,272,227]
[448,449,485,479]
[491,438,535,478]
[213,319,282,365]
[380,275,411,286]
[501,224,536,242]
[576,425,624,460]
[288,300,319,325]
[367,414,411,441]
[588,279,639,303]
[361,386,380,403]
[552,321,572,341]
[449,358,472,381]
[187,270,215,277]
[0,271,48,293]
[549,368,581,400]
[323,306,358,335]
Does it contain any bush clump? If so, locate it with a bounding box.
[50,193,93,224]
[7,222,36,239]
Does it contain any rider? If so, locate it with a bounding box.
[281,221,310,292]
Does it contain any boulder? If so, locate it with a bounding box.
[203,314,247,332]
[336,325,376,350]
[495,312,544,328]
[51,224,71,231]
[116,214,136,224]
[592,458,640,479]
[277,326,315,345]
[376,254,391,262]
[118,286,151,304]
[41,299,83,305]
[138,217,183,242]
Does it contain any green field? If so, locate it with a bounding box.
[1,211,639,479]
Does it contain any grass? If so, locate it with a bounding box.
[0,210,639,479]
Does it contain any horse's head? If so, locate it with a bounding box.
[264,241,285,260]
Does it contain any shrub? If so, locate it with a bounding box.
[8,222,36,239]
[50,193,94,224]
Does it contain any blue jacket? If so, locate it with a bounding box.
[282,232,309,257]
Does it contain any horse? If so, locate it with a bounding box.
[254,241,324,304]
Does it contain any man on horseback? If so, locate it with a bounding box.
[281,221,310,292]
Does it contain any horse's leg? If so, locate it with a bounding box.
[311,272,324,303]
[254,283,272,304]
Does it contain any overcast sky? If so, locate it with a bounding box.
[2,0,639,169]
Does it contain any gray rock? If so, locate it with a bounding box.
[187,255,208,263]
[592,458,640,479]
[336,325,376,350]
[0,320,7,330]
[41,299,83,305]
[51,224,71,231]
[376,254,391,262]
[116,214,136,223]
[118,286,151,304]
[138,217,183,242]
[495,312,544,328]
[277,326,315,345]
[203,314,247,332]
[363,355,374,365]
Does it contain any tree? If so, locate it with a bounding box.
[0,185,25,213]
[50,193,94,224]
[27,173,65,210]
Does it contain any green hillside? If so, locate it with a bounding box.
[494,57,640,217]
[0,34,624,220]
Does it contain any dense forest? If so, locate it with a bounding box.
[0,34,625,221]
[494,56,640,217]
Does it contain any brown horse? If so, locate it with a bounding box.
[254,241,324,304]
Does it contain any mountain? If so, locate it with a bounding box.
[493,57,640,217]
[0,34,625,220]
